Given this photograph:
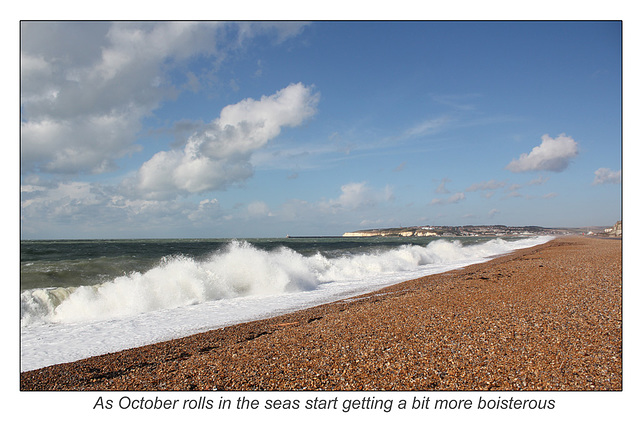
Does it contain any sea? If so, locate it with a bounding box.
[20,235,553,372]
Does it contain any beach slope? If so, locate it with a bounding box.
[21,236,621,391]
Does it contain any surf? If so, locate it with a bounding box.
[20,237,552,327]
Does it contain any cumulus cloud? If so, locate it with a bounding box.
[592,168,621,185]
[324,182,394,211]
[20,179,228,238]
[187,199,221,222]
[431,192,465,205]
[21,113,144,174]
[20,180,138,236]
[20,21,308,175]
[133,83,319,199]
[506,134,578,173]
[261,182,394,227]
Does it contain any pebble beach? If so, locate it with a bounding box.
[20,236,622,391]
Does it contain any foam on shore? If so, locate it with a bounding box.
[21,236,552,371]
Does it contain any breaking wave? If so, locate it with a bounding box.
[20,237,551,326]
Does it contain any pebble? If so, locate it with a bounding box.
[21,236,621,391]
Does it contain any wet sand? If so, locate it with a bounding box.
[20,236,622,391]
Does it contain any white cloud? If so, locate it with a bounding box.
[506,134,579,173]
[483,192,495,199]
[431,192,465,205]
[228,182,396,235]
[592,168,621,185]
[133,83,319,199]
[504,191,523,199]
[20,22,308,175]
[404,116,450,138]
[20,179,228,238]
[488,208,500,218]
[465,179,506,192]
[247,201,272,217]
[187,199,221,222]
[325,182,394,211]
[21,112,144,174]
[527,175,549,185]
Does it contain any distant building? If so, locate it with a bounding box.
[603,221,622,237]
[612,221,622,237]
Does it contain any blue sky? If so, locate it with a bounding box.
[20,21,622,239]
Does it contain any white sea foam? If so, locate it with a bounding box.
[20,236,553,371]
[21,241,319,326]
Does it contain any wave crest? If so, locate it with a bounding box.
[20,237,551,325]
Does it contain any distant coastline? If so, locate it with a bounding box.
[339,222,621,238]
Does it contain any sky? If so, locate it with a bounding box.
[20,21,622,239]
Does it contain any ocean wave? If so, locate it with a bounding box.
[20,236,551,326]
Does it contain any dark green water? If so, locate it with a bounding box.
[21,237,492,291]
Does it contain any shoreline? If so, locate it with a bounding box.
[21,236,621,391]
